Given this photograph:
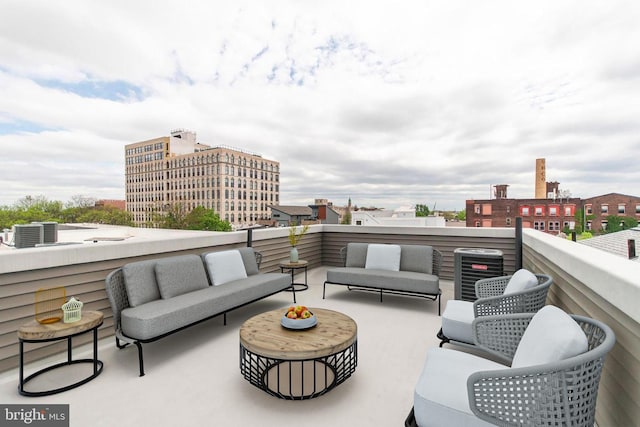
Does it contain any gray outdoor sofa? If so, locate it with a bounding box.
[105,247,292,376]
[323,243,443,314]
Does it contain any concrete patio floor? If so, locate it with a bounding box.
[1,267,457,427]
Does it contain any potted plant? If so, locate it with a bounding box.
[288,223,309,263]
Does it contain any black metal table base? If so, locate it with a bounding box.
[240,341,357,400]
[280,265,308,294]
[19,325,103,397]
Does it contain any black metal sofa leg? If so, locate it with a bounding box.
[135,341,145,376]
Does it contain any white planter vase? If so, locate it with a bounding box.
[289,247,299,263]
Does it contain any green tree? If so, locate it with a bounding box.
[455,210,466,221]
[415,204,431,217]
[184,206,232,231]
[604,215,638,233]
[341,211,352,224]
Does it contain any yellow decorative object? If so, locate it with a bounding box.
[35,287,66,324]
[62,297,83,323]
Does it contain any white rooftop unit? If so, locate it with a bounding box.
[14,224,44,249]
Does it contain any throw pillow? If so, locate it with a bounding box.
[365,244,401,271]
[503,269,539,295]
[512,305,588,368]
[155,255,209,299]
[205,250,248,286]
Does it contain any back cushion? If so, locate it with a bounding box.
[400,245,433,274]
[512,305,588,368]
[155,255,209,299]
[204,250,248,286]
[504,269,539,295]
[365,244,401,271]
[122,260,161,307]
[237,247,260,276]
[345,243,369,267]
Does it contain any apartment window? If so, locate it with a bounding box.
[601,204,608,214]
[505,217,512,226]
[474,204,481,214]
[549,205,559,216]
[534,221,545,231]
[520,206,530,216]
[549,221,560,231]
[586,221,592,230]
[601,220,608,230]
[564,205,575,216]
[585,204,593,215]
[618,204,626,214]
[475,221,481,227]
[636,204,640,214]
[534,206,545,216]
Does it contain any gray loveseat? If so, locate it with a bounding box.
[105,247,292,376]
[323,243,443,314]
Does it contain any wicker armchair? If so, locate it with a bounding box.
[438,272,553,348]
[407,307,615,426]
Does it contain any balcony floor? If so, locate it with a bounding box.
[1,267,458,427]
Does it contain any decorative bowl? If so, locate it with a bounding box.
[281,312,317,330]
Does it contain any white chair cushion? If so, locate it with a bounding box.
[512,305,588,368]
[441,300,475,344]
[364,244,401,271]
[414,347,505,427]
[503,269,538,295]
[204,250,248,286]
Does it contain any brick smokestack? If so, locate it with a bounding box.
[535,158,546,199]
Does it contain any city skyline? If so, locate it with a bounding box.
[1,1,639,210]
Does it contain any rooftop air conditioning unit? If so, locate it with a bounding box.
[32,221,58,243]
[14,224,44,249]
[454,248,504,302]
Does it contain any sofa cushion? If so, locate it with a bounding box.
[155,255,209,299]
[237,247,259,276]
[204,250,248,286]
[503,269,538,295]
[414,347,505,427]
[365,244,401,271]
[512,305,588,368]
[400,245,433,274]
[326,267,439,295]
[441,300,475,344]
[122,259,161,307]
[345,243,369,267]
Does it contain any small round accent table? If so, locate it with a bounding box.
[279,260,309,292]
[17,310,104,397]
[239,307,357,400]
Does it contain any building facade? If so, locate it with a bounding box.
[467,186,640,234]
[125,129,280,228]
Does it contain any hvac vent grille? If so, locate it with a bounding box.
[32,222,58,243]
[454,248,504,302]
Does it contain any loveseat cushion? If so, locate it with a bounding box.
[204,250,248,286]
[365,244,401,271]
[414,347,505,427]
[155,255,209,299]
[345,243,368,267]
[512,305,588,368]
[400,245,433,274]
[122,259,161,307]
[326,267,439,295]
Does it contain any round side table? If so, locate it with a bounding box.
[17,310,104,397]
[279,260,309,292]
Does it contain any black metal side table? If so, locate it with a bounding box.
[279,260,309,292]
[17,310,104,396]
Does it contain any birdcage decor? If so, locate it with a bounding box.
[62,297,83,323]
[35,287,66,324]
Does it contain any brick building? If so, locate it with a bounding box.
[467,186,640,234]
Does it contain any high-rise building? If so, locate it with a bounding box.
[125,129,280,228]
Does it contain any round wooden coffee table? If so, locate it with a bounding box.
[239,307,357,400]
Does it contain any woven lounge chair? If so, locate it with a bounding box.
[438,270,553,348]
[407,306,615,426]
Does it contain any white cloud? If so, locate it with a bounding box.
[1,0,639,210]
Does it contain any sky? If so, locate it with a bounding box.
[1,0,639,211]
